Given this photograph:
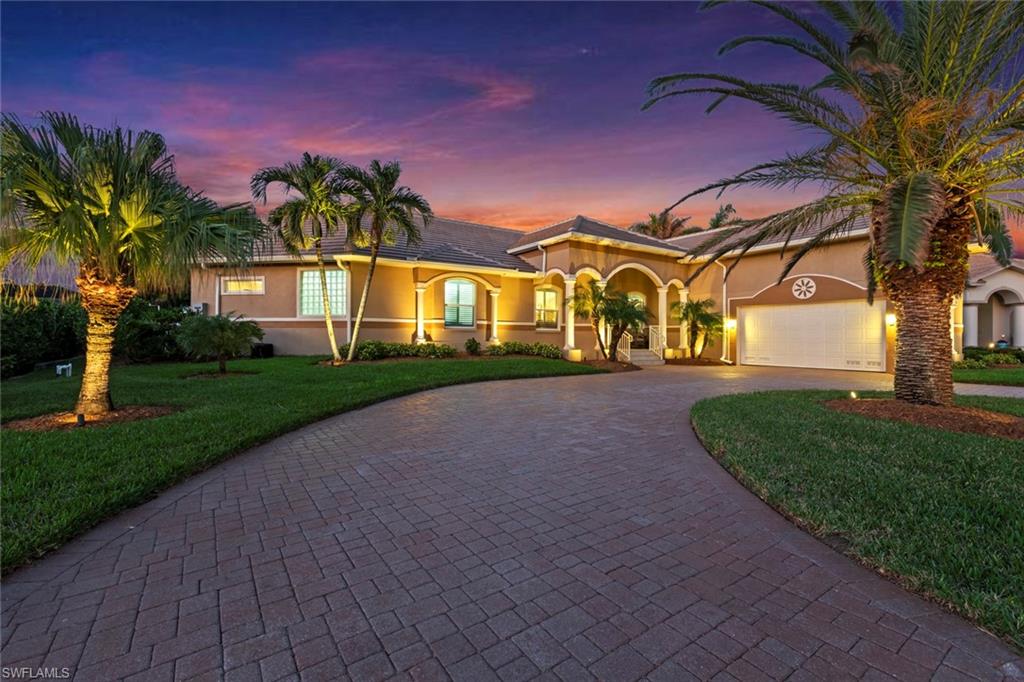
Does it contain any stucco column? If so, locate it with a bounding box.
[657,286,669,349]
[1013,303,1024,348]
[563,276,576,350]
[677,288,688,352]
[489,290,501,343]
[963,303,979,349]
[414,284,427,343]
[595,279,608,352]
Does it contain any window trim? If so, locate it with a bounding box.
[444,278,477,329]
[296,267,349,319]
[534,286,560,330]
[221,276,265,296]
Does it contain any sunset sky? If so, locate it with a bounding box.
[1,1,1019,245]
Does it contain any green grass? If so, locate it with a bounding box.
[1,356,602,571]
[691,390,1024,651]
[954,366,1024,386]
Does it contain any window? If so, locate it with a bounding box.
[535,288,559,329]
[221,276,265,295]
[444,279,476,328]
[299,269,347,317]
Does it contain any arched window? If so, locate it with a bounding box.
[535,287,559,329]
[444,279,476,328]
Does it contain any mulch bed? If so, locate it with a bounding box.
[825,398,1024,441]
[6,406,180,432]
[582,359,640,372]
[665,358,724,366]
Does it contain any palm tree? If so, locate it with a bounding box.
[337,160,432,362]
[706,203,740,231]
[569,279,613,359]
[630,211,693,239]
[645,1,1022,406]
[672,297,723,359]
[1,112,264,416]
[251,153,351,364]
[602,294,650,362]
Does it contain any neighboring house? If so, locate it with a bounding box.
[963,253,1024,349]
[191,214,1024,371]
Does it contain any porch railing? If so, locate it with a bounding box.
[616,330,632,362]
[648,327,665,360]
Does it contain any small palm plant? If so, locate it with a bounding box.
[706,203,740,231]
[630,211,693,239]
[672,297,723,359]
[251,153,351,364]
[1,112,264,416]
[176,313,263,374]
[645,1,1023,405]
[602,294,650,362]
[337,160,433,363]
[569,279,613,359]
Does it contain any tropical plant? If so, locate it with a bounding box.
[602,294,650,362]
[645,1,1023,405]
[176,313,263,374]
[337,160,433,362]
[672,296,723,359]
[0,296,86,378]
[630,211,693,239]
[1,112,264,415]
[569,279,613,359]
[706,203,740,231]
[114,298,197,364]
[251,153,351,364]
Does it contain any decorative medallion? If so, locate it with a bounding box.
[791,277,816,299]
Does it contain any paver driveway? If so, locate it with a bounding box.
[2,366,1022,681]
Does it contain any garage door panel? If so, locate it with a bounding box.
[739,301,885,372]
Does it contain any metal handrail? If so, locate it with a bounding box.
[648,327,665,360]
[617,330,632,362]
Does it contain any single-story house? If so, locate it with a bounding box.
[191,214,1024,371]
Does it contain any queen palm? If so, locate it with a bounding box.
[569,279,613,359]
[251,153,351,364]
[1,112,264,416]
[645,1,1023,405]
[601,293,650,362]
[672,296,723,359]
[337,160,432,362]
[630,211,693,239]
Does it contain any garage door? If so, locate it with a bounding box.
[738,301,886,372]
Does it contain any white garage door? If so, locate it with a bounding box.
[739,301,886,372]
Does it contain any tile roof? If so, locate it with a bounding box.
[666,217,871,255]
[508,215,688,254]
[967,253,1024,281]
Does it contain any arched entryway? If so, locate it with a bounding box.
[964,287,1024,348]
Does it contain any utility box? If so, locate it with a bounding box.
[251,343,274,359]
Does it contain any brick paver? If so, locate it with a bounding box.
[2,366,1022,680]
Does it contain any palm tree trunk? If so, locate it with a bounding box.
[688,320,699,358]
[347,240,380,362]
[315,241,342,364]
[607,326,624,361]
[590,318,608,359]
[75,272,135,416]
[218,355,228,374]
[890,280,956,405]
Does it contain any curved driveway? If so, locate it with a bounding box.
[2,366,1022,681]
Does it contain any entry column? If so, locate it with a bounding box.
[489,289,501,343]
[414,284,427,343]
[657,286,669,349]
[963,303,978,348]
[1013,303,1024,348]
[677,288,689,355]
[563,276,576,350]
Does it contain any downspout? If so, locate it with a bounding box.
[716,261,734,364]
[539,244,547,275]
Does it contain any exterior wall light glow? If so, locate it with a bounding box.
[726,318,737,330]
[885,313,897,326]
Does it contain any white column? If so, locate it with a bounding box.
[563,276,576,350]
[489,290,501,343]
[657,286,669,349]
[414,284,427,343]
[1013,303,1024,348]
[678,288,689,352]
[963,303,979,348]
[595,280,607,352]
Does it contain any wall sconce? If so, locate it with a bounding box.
[725,318,737,331]
[885,313,897,327]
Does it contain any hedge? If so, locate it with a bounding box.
[0,298,86,378]
[339,340,457,361]
[485,341,563,359]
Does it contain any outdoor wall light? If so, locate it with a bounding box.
[885,313,897,326]
[725,318,737,330]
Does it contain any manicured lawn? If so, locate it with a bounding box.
[954,366,1024,386]
[1,356,602,571]
[691,390,1024,651]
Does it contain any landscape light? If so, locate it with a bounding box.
[850,391,858,399]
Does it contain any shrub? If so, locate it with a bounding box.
[485,341,562,359]
[952,358,988,370]
[978,352,1021,365]
[465,337,481,356]
[114,298,197,363]
[963,346,1024,363]
[176,313,264,374]
[0,297,86,378]
[338,340,457,361]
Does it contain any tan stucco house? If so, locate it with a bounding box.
[191,214,1024,371]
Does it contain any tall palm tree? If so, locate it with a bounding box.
[646,1,1022,406]
[338,160,432,362]
[706,203,740,231]
[251,153,351,364]
[630,211,694,239]
[1,112,264,416]
[672,296,723,359]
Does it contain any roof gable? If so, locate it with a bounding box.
[508,215,688,254]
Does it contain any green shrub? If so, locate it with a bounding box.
[0,297,86,378]
[465,337,481,355]
[485,341,562,359]
[979,352,1021,365]
[176,313,264,373]
[339,340,457,361]
[964,346,1024,363]
[115,298,197,363]
[953,358,988,370]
